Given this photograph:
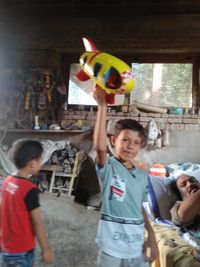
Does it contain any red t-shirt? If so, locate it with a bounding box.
[0,175,40,253]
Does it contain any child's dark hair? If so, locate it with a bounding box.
[12,139,43,169]
[114,119,148,148]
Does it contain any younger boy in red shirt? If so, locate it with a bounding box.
[0,139,54,266]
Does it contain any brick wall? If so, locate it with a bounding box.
[62,110,200,131]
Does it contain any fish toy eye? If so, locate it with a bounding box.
[82,56,88,65]
[93,63,102,78]
[104,67,121,89]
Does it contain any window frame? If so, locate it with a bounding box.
[65,53,200,109]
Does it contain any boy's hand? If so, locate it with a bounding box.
[93,85,107,106]
[42,247,55,264]
[143,233,159,263]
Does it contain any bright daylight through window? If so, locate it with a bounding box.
[131,63,192,108]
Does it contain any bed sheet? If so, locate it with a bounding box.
[151,223,200,267]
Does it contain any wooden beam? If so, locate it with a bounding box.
[192,59,200,108]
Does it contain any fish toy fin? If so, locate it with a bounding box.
[76,69,90,81]
[82,37,99,52]
[105,93,115,105]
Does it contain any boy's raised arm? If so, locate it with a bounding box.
[93,85,108,166]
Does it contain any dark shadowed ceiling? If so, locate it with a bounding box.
[1,0,200,55]
[2,0,200,17]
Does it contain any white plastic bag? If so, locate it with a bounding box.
[147,119,158,141]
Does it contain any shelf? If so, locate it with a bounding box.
[52,187,69,192]
[55,172,72,177]
[0,128,91,134]
[40,161,79,195]
[41,165,62,172]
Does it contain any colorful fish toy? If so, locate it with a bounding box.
[76,37,135,104]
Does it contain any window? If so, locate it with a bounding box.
[131,63,193,107]
[68,63,97,105]
[67,62,194,108]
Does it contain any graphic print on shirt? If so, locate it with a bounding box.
[5,182,19,194]
[110,175,126,201]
